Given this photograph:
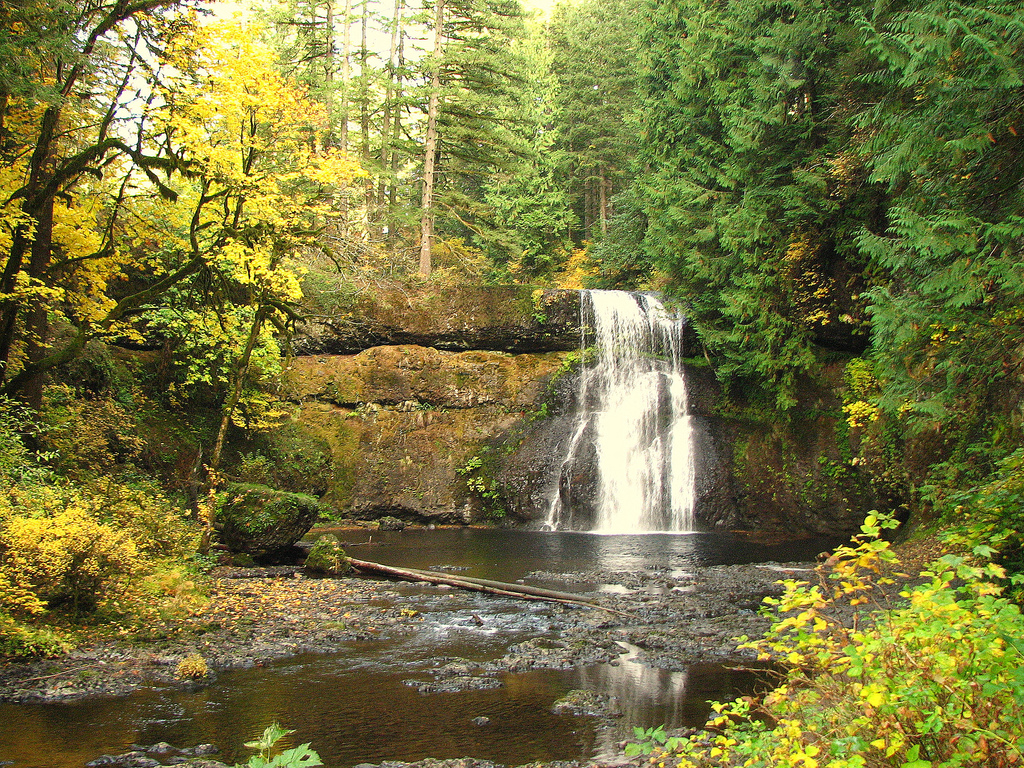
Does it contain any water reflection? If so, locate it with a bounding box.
[324,528,845,586]
[0,529,818,768]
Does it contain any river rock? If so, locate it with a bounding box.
[216,483,321,557]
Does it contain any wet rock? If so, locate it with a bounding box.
[86,753,160,767]
[551,689,609,717]
[471,716,491,726]
[378,516,406,532]
[291,285,581,355]
[135,742,177,755]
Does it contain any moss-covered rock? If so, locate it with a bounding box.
[377,516,406,531]
[281,345,572,525]
[216,483,321,557]
[290,285,580,355]
[303,534,351,575]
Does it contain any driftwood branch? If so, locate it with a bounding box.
[347,557,633,618]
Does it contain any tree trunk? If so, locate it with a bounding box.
[200,302,270,554]
[325,0,336,149]
[360,0,372,230]
[378,0,403,209]
[388,28,405,239]
[418,0,444,276]
[347,557,626,614]
[340,0,352,153]
[598,167,609,237]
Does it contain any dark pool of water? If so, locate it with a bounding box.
[324,527,844,585]
[0,529,841,768]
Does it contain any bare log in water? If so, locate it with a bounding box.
[347,557,629,615]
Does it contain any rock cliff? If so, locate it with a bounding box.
[275,286,579,524]
[273,284,876,535]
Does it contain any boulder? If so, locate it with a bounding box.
[304,533,351,575]
[216,483,321,558]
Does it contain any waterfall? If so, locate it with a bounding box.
[546,290,696,533]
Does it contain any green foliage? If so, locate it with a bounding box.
[624,725,682,757]
[0,613,71,659]
[40,385,146,478]
[646,515,1024,768]
[144,304,288,432]
[854,2,1024,456]
[457,450,504,518]
[548,0,644,244]
[944,447,1024,599]
[635,0,876,409]
[304,534,351,575]
[238,723,323,768]
[231,422,334,497]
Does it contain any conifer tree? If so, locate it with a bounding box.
[634,0,879,406]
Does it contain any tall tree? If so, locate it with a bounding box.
[0,0,195,404]
[852,1,1024,447]
[418,0,445,275]
[634,0,879,407]
[548,0,643,242]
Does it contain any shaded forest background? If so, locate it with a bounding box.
[2,0,1024,654]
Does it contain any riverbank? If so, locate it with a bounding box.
[0,557,798,703]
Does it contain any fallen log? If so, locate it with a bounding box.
[347,557,632,616]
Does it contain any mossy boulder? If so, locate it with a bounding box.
[216,483,321,558]
[304,534,351,575]
[377,516,406,531]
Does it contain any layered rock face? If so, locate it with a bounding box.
[278,286,579,524]
[276,284,875,535]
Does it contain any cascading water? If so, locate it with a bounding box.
[546,290,696,533]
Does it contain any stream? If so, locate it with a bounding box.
[0,529,841,768]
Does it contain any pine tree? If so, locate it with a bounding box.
[852,1,1024,446]
[634,0,880,407]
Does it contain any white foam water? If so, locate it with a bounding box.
[546,290,696,533]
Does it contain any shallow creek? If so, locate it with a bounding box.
[0,529,840,768]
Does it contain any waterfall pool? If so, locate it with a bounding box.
[0,528,844,768]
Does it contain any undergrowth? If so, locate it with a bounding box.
[642,515,1024,768]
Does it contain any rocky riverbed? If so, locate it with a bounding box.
[0,557,814,768]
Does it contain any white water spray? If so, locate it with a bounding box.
[546,290,696,533]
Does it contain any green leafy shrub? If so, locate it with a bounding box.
[238,722,323,768]
[648,516,1024,768]
[945,447,1024,599]
[304,534,350,575]
[40,386,146,477]
[0,612,71,658]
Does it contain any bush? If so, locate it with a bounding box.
[40,386,145,477]
[649,515,1024,768]
[0,504,141,614]
[0,612,71,659]
[175,653,210,679]
[304,534,350,575]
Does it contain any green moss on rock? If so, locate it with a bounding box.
[217,483,321,557]
[304,534,351,575]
